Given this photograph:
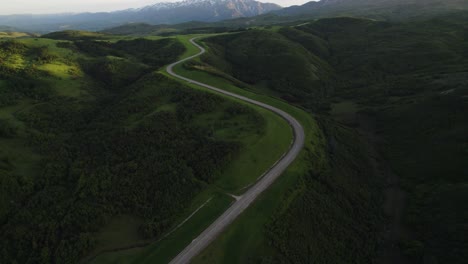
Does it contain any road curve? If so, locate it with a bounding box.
[166,37,305,264]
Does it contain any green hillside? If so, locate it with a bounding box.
[199,30,333,110]
[0,35,281,263]
[276,0,468,21]
[186,13,468,264]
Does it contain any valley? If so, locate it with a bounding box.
[0,0,467,264]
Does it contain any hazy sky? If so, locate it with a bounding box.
[0,0,313,15]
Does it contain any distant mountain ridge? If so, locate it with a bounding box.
[123,0,281,23]
[0,0,281,32]
[137,0,278,13]
[2,0,467,33]
[275,0,468,20]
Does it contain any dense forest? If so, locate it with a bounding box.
[0,37,263,263]
[263,119,381,263]
[197,12,468,263]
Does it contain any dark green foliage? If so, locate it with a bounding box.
[80,57,150,89]
[0,38,254,263]
[261,120,381,263]
[112,38,185,67]
[368,89,468,263]
[275,14,468,263]
[403,184,468,263]
[16,98,88,134]
[0,73,53,107]
[55,41,74,49]
[0,40,27,54]
[276,0,468,22]
[303,16,468,84]
[0,119,17,138]
[77,38,185,90]
[3,76,52,101]
[42,30,105,41]
[29,46,57,64]
[74,40,123,57]
[278,27,330,59]
[194,13,467,264]
[76,38,185,68]
[202,30,333,109]
[0,156,18,219]
[0,73,245,263]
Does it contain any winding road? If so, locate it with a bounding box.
[166,37,305,264]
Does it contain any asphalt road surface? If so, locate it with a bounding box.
[166,37,305,264]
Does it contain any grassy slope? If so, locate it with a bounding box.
[19,38,93,98]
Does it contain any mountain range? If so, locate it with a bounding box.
[2,0,468,33]
[0,0,281,32]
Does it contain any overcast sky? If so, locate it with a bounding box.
[0,0,313,15]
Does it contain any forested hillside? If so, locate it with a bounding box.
[0,36,264,263]
[194,13,468,263]
[300,15,468,263]
[276,0,468,21]
[197,30,333,110]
